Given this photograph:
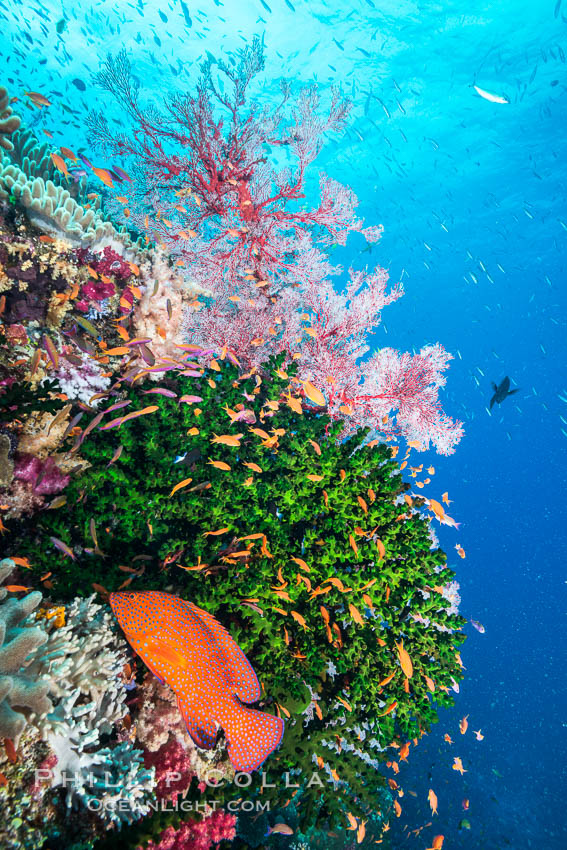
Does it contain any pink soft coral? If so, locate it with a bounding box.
[143,738,195,803]
[76,246,133,280]
[136,674,187,752]
[94,246,133,280]
[13,453,69,495]
[81,278,116,301]
[140,809,237,850]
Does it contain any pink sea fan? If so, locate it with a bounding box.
[140,809,237,850]
[13,453,69,496]
[361,224,384,243]
[87,41,463,456]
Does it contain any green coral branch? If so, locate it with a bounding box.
[11,353,466,840]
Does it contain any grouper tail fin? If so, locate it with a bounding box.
[223,700,284,772]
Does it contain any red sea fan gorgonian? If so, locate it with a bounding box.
[87,37,359,292]
[87,38,463,454]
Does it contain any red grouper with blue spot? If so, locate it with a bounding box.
[109,591,284,772]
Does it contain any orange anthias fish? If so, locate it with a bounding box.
[428,787,438,815]
[51,153,69,178]
[452,756,467,775]
[109,591,284,772]
[92,166,115,187]
[24,90,52,107]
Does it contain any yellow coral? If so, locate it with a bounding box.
[35,606,66,629]
[6,242,28,257]
[46,291,73,328]
[0,265,12,293]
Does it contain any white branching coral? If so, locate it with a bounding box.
[47,710,155,827]
[319,715,386,771]
[0,578,152,825]
[26,594,155,825]
[325,659,337,680]
[302,682,321,726]
[31,594,129,736]
[411,578,461,633]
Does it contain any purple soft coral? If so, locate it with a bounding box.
[13,454,69,496]
[81,278,116,301]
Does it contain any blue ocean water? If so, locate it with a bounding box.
[3,0,566,847]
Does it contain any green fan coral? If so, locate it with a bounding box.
[14,354,466,834]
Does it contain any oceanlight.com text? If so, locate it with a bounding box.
[86,799,271,814]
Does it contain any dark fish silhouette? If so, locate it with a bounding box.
[490,376,519,409]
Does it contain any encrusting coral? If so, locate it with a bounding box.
[0,724,57,850]
[0,558,52,742]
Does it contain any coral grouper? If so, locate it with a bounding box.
[109,591,284,772]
